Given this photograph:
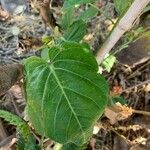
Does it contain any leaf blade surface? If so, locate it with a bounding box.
[24,43,108,145]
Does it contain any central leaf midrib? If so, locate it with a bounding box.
[50,65,85,140]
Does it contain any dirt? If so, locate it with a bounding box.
[93,60,150,150]
[0,0,150,150]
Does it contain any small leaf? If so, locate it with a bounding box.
[143,4,150,13]
[24,42,108,145]
[78,6,98,21]
[102,54,116,72]
[63,0,96,9]
[0,110,27,136]
[108,96,126,106]
[63,20,87,42]
[42,36,54,46]
[0,110,38,149]
[62,41,91,53]
[61,8,75,30]
[114,0,133,16]
[112,96,126,105]
[41,47,50,60]
[17,134,40,150]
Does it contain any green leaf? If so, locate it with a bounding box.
[41,47,49,60]
[61,8,75,30]
[108,96,126,106]
[0,110,28,137]
[0,110,38,150]
[78,6,98,21]
[62,142,84,150]
[114,0,133,16]
[143,4,150,13]
[17,134,40,150]
[42,36,55,46]
[63,20,87,42]
[63,0,96,9]
[61,41,91,53]
[102,54,116,72]
[24,42,108,145]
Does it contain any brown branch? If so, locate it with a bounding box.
[0,64,23,96]
[96,0,150,65]
[38,0,58,29]
[133,109,150,116]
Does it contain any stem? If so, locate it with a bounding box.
[133,110,150,116]
[40,136,45,149]
[96,0,150,65]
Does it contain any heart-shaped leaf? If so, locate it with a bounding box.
[24,42,108,145]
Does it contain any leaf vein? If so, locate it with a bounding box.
[53,94,63,138]
[55,67,101,91]
[53,59,95,69]
[50,65,86,140]
[63,87,100,109]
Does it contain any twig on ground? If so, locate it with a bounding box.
[110,126,131,145]
[133,109,150,116]
[96,0,150,65]
[122,79,150,93]
[127,60,150,79]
